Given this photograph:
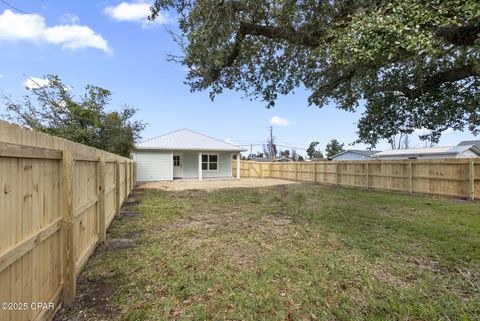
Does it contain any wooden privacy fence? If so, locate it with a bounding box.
[0,120,135,321]
[233,159,480,200]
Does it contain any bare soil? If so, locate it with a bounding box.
[136,178,297,191]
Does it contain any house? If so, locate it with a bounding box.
[331,149,381,161]
[372,145,480,160]
[249,157,273,162]
[274,156,292,162]
[458,140,480,149]
[133,129,247,181]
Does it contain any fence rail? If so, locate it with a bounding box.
[233,159,479,200]
[0,120,135,321]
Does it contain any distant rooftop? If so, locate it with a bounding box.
[136,129,247,152]
[333,149,382,158]
[458,140,480,148]
[373,145,480,157]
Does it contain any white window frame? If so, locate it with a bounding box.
[201,153,219,171]
[173,154,181,167]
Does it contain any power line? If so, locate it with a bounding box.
[0,0,27,13]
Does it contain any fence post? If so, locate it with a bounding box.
[131,162,134,190]
[98,156,106,243]
[335,162,338,185]
[62,150,76,305]
[469,159,475,200]
[408,161,413,194]
[314,162,317,183]
[133,161,136,185]
[124,162,128,199]
[295,162,298,181]
[115,160,121,215]
[365,162,369,189]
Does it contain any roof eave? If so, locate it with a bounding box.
[134,147,247,152]
[374,151,459,158]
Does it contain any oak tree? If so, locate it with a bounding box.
[151,0,480,146]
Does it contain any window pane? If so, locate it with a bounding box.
[202,155,208,162]
[202,163,208,170]
[209,162,217,170]
[209,155,218,162]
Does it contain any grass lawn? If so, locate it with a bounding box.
[57,184,480,321]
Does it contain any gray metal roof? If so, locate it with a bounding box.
[333,149,382,158]
[373,145,480,158]
[458,140,480,148]
[135,129,247,152]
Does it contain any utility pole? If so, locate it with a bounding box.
[250,144,253,158]
[269,126,273,159]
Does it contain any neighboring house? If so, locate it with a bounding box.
[133,129,247,181]
[249,157,273,162]
[332,149,381,161]
[274,156,292,162]
[458,140,480,149]
[373,145,480,160]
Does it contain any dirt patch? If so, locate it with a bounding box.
[123,230,144,239]
[120,209,141,219]
[97,238,134,253]
[232,248,255,267]
[259,215,292,236]
[122,199,140,207]
[54,274,122,321]
[137,178,297,192]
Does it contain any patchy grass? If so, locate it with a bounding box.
[56,184,480,321]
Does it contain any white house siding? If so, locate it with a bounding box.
[182,151,200,178]
[333,152,372,161]
[458,150,478,158]
[133,151,173,181]
[201,151,233,178]
[176,151,233,179]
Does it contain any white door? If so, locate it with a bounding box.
[173,153,183,178]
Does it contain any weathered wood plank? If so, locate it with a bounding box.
[0,219,62,273]
[62,150,76,305]
[0,142,62,159]
[98,157,106,243]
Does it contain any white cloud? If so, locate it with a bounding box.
[60,13,79,24]
[0,9,110,52]
[23,76,50,90]
[270,116,290,127]
[414,127,454,135]
[104,1,168,28]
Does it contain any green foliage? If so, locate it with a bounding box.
[306,141,324,159]
[151,0,480,146]
[2,75,145,157]
[325,139,345,159]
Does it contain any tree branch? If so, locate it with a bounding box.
[210,22,328,81]
[436,23,480,46]
[398,63,480,99]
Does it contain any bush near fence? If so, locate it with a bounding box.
[233,159,479,200]
[0,120,135,321]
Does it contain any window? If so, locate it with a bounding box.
[173,155,180,166]
[201,154,218,171]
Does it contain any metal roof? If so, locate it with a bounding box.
[135,129,247,152]
[332,149,382,158]
[373,145,480,157]
[458,140,480,148]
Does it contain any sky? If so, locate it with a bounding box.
[0,0,477,157]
